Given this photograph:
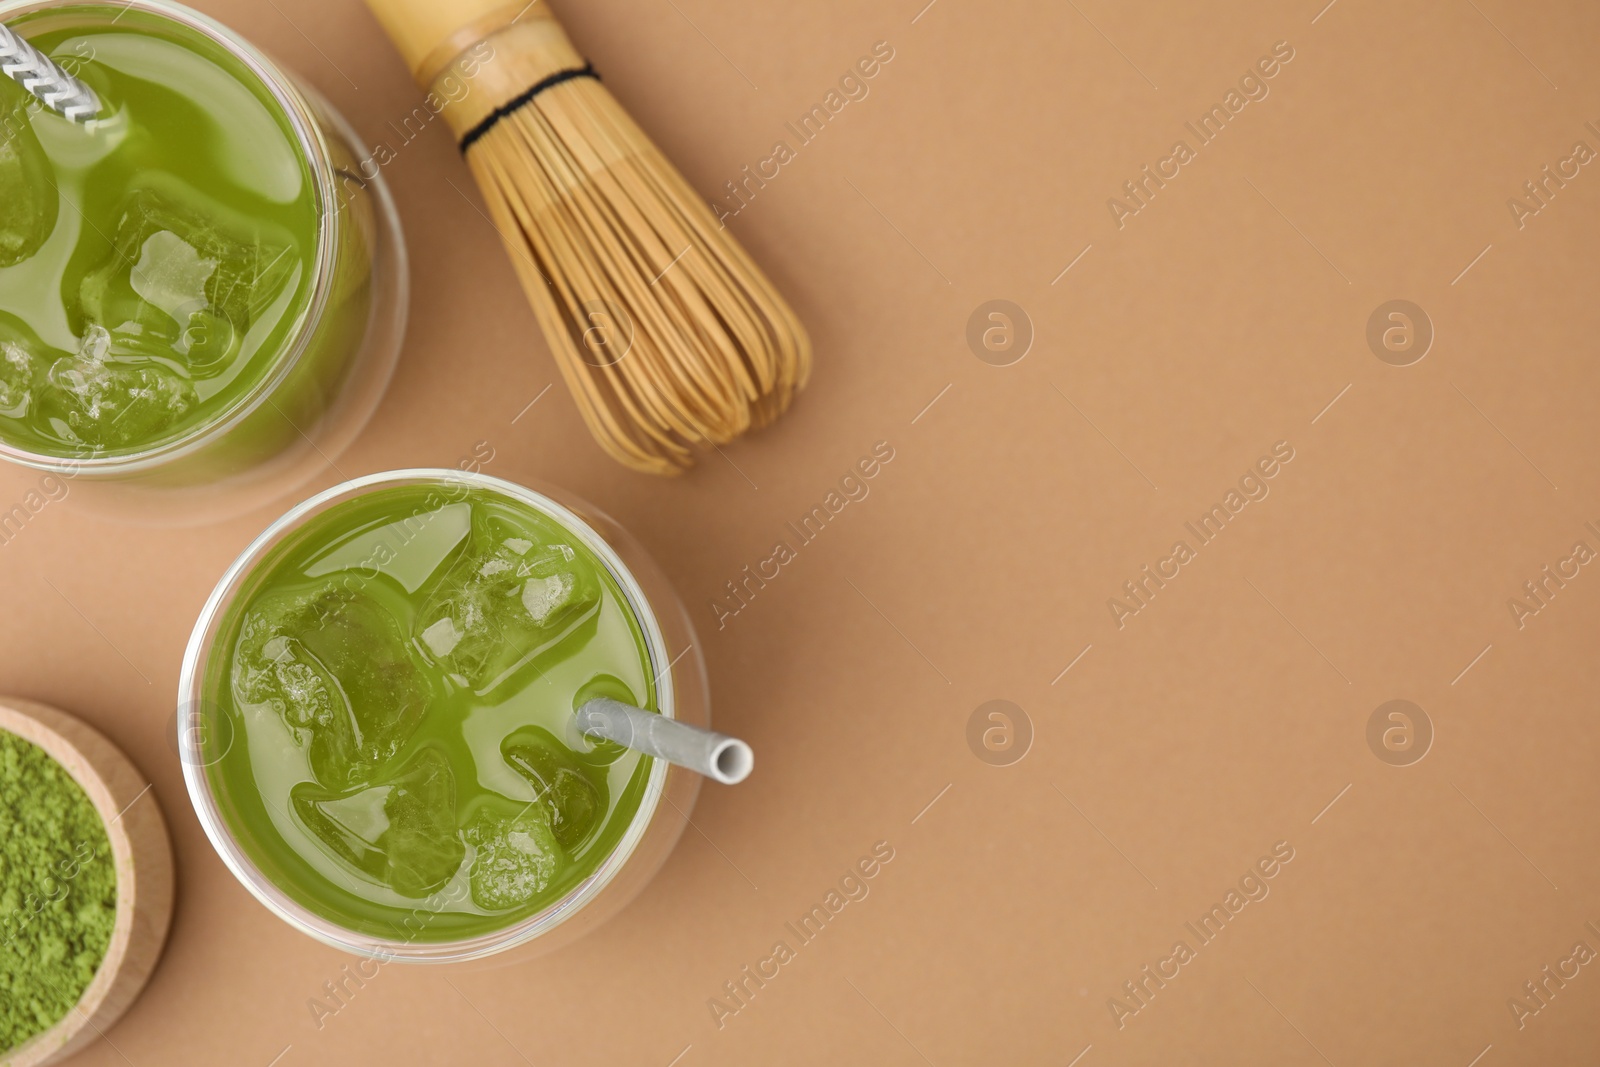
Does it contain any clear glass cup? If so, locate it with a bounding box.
[177,470,708,961]
[0,0,406,517]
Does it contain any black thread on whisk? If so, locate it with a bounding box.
[458,62,600,153]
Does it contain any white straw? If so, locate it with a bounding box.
[576,697,753,785]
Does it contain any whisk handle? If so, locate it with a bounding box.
[364,0,552,87]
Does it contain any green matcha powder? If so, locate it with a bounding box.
[0,730,117,1051]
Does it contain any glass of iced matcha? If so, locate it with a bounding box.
[0,0,404,490]
[178,470,708,960]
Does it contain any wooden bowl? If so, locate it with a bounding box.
[0,698,174,1067]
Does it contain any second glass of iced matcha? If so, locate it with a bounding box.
[179,471,708,960]
[0,0,404,496]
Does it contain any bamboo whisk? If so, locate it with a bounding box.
[364,0,812,475]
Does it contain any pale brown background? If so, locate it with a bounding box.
[3,0,1598,1063]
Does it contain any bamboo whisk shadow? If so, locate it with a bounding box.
[367,0,812,475]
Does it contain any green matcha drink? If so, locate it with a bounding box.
[182,472,676,951]
[0,1,393,482]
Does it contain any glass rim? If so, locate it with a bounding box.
[0,0,344,474]
[176,468,677,962]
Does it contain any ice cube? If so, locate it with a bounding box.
[0,319,54,420]
[235,585,432,790]
[521,573,576,624]
[45,324,198,448]
[293,748,465,899]
[378,749,467,898]
[414,511,600,695]
[502,728,605,850]
[0,340,38,417]
[77,185,293,373]
[419,617,461,658]
[465,804,561,911]
[291,778,388,879]
[130,230,217,322]
[0,91,59,267]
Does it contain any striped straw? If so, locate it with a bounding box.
[0,21,100,123]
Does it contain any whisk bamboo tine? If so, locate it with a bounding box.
[483,131,712,450]
[497,96,749,443]
[365,0,811,474]
[482,155,687,472]
[536,116,757,412]
[525,118,761,440]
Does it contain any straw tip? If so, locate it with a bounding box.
[711,739,754,785]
